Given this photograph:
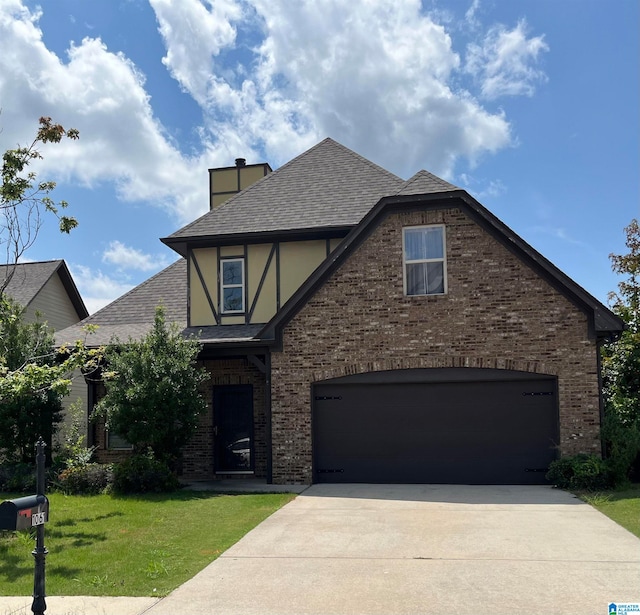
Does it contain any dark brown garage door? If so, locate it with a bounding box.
[313,369,559,484]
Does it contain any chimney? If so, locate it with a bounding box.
[209,158,272,210]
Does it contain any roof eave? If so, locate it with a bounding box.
[161,226,355,256]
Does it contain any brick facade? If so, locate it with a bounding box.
[270,207,601,484]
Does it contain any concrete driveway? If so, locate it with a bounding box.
[146,484,639,615]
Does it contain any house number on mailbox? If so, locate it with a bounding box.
[31,512,46,527]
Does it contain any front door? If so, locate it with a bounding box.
[213,385,254,473]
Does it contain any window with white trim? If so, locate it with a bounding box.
[403,225,446,296]
[221,258,245,313]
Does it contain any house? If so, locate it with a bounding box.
[1,260,90,437]
[55,139,624,485]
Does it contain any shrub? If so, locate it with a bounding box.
[0,462,36,491]
[112,455,180,494]
[56,463,113,495]
[546,454,613,491]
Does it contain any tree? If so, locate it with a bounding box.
[96,307,207,467]
[1,116,79,293]
[0,117,100,446]
[601,219,640,482]
[0,296,63,463]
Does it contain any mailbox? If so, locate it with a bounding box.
[0,495,49,531]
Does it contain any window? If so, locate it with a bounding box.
[221,258,245,313]
[107,431,132,451]
[403,225,446,296]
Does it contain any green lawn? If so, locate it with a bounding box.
[0,490,295,597]
[579,484,640,538]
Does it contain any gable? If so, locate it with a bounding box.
[26,271,85,331]
[261,192,624,343]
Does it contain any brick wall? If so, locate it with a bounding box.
[270,207,601,484]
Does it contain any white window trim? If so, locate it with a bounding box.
[402,224,447,296]
[220,257,245,314]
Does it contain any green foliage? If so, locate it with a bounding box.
[56,463,113,495]
[546,454,613,491]
[602,411,640,485]
[53,399,96,471]
[1,116,79,281]
[112,455,180,494]
[96,306,207,465]
[0,296,63,462]
[0,462,35,491]
[601,218,640,482]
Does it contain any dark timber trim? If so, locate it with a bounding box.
[248,243,276,322]
[191,251,220,325]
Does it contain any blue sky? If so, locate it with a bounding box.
[0,0,637,314]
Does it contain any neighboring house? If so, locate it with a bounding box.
[1,260,90,438]
[56,139,624,485]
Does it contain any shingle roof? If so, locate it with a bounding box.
[55,259,264,347]
[163,138,405,248]
[55,259,187,346]
[395,170,459,195]
[0,260,88,319]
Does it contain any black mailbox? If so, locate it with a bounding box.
[0,495,49,531]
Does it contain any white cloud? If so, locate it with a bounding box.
[465,19,549,100]
[459,173,506,199]
[1,0,550,228]
[102,240,170,272]
[0,1,209,223]
[69,265,134,314]
[151,0,243,105]
[150,0,515,178]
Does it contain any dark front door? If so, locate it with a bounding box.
[213,385,254,473]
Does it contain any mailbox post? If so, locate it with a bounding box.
[32,437,48,615]
[0,438,49,615]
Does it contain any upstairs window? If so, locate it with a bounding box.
[221,258,245,313]
[403,225,446,296]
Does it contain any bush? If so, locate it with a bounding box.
[56,463,113,495]
[602,412,640,486]
[112,455,180,494]
[546,454,613,491]
[0,462,36,491]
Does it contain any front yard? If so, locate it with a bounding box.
[579,484,640,538]
[0,490,295,597]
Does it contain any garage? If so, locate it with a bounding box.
[312,368,559,484]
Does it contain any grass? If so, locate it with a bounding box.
[0,490,295,597]
[579,483,640,538]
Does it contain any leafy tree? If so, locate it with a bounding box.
[96,307,207,467]
[0,296,63,463]
[1,116,79,293]
[601,219,640,482]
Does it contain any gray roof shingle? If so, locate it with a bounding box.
[56,139,472,348]
[164,138,404,244]
[55,259,187,346]
[1,260,88,319]
[395,170,459,195]
[1,260,64,306]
